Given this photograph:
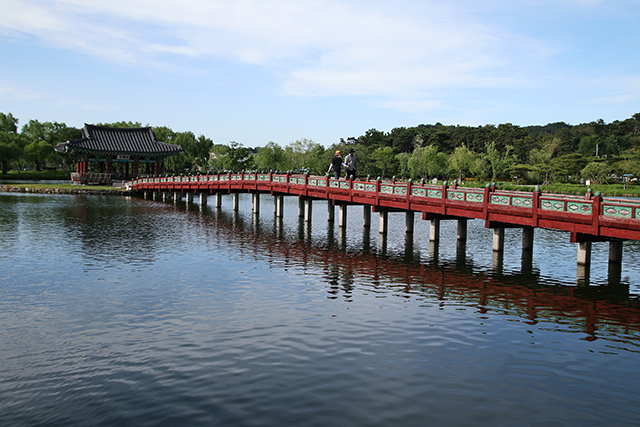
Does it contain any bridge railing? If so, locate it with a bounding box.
[71,172,112,185]
[129,174,640,222]
[601,197,640,220]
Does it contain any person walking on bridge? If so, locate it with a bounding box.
[344,148,357,180]
[328,151,345,179]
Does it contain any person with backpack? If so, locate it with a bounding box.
[344,148,357,179]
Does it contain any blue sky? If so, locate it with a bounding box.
[1,0,639,147]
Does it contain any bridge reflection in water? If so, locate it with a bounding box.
[172,195,640,350]
[132,173,640,286]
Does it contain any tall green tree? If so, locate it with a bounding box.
[208,141,253,172]
[448,145,476,183]
[285,138,321,172]
[581,161,611,184]
[370,146,398,179]
[407,145,447,180]
[0,113,20,173]
[253,142,290,172]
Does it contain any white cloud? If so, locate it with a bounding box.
[0,0,562,98]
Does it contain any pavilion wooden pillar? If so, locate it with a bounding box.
[134,158,139,179]
[107,158,113,176]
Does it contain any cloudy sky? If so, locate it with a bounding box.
[1,0,638,146]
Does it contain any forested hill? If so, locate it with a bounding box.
[524,122,573,138]
[2,112,640,186]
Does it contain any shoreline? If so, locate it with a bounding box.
[0,184,135,196]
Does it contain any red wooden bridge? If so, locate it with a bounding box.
[129,172,640,239]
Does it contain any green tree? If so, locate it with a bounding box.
[0,112,18,133]
[476,141,517,180]
[358,128,387,147]
[0,113,21,173]
[395,152,411,179]
[285,138,321,172]
[208,141,253,172]
[370,146,398,179]
[254,142,290,172]
[407,145,447,180]
[578,135,601,157]
[581,161,611,184]
[448,145,476,183]
[23,140,53,171]
[528,137,560,185]
[306,144,329,175]
[97,121,144,128]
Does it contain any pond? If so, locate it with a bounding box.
[1,192,639,426]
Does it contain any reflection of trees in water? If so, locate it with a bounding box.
[179,203,640,347]
[0,195,21,255]
[61,195,168,268]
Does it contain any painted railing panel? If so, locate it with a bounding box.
[539,196,592,215]
[600,199,640,219]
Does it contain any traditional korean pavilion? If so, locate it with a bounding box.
[55,124,183,185]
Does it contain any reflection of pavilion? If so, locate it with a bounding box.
[55,125,183,185]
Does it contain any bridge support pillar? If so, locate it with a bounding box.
[163,192,172,202]
[523,227,534,251]
[493,228,505,252]
[577,264,590,286]
[363,205,371,228]
[406,211,414,234]
[200,193,208,206]
[185,192,193,203]
[327,201,335,222]
[609,240,623,264]
[143,191,150,199]
[232,193,239,211]
[577,241,592,266]
[339,204,347,227]
[252,193,260,214]
[430,219,440,242]
[457,219,467,241]
[304,199,313,223]
[379,210,388,234]
[174,192,182,203]
[274,195,284,218]
[298,198,305,218]
[214,192,222,208]
[153,191,160,201]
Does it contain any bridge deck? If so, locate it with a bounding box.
[129,173,640,241]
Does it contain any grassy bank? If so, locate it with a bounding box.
[0,170,73,181]
[0,183,131,195]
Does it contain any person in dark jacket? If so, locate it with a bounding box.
[328,150,344,179]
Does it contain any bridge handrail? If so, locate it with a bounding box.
[128,174,640,221]
[602,197,640,206]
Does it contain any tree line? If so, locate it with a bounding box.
[1,112,639,185]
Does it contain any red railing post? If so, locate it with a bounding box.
[483,184,492,220]
[592,195,602,236]
[532,188,540,227]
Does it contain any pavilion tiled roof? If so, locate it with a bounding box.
[55,124,183,157]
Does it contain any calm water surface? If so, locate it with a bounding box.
[1,192,640,426]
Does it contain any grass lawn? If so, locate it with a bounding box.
[0,169,73,181]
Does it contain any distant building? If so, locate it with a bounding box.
[55,124,183,185]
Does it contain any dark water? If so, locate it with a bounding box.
[1,192,640,427]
